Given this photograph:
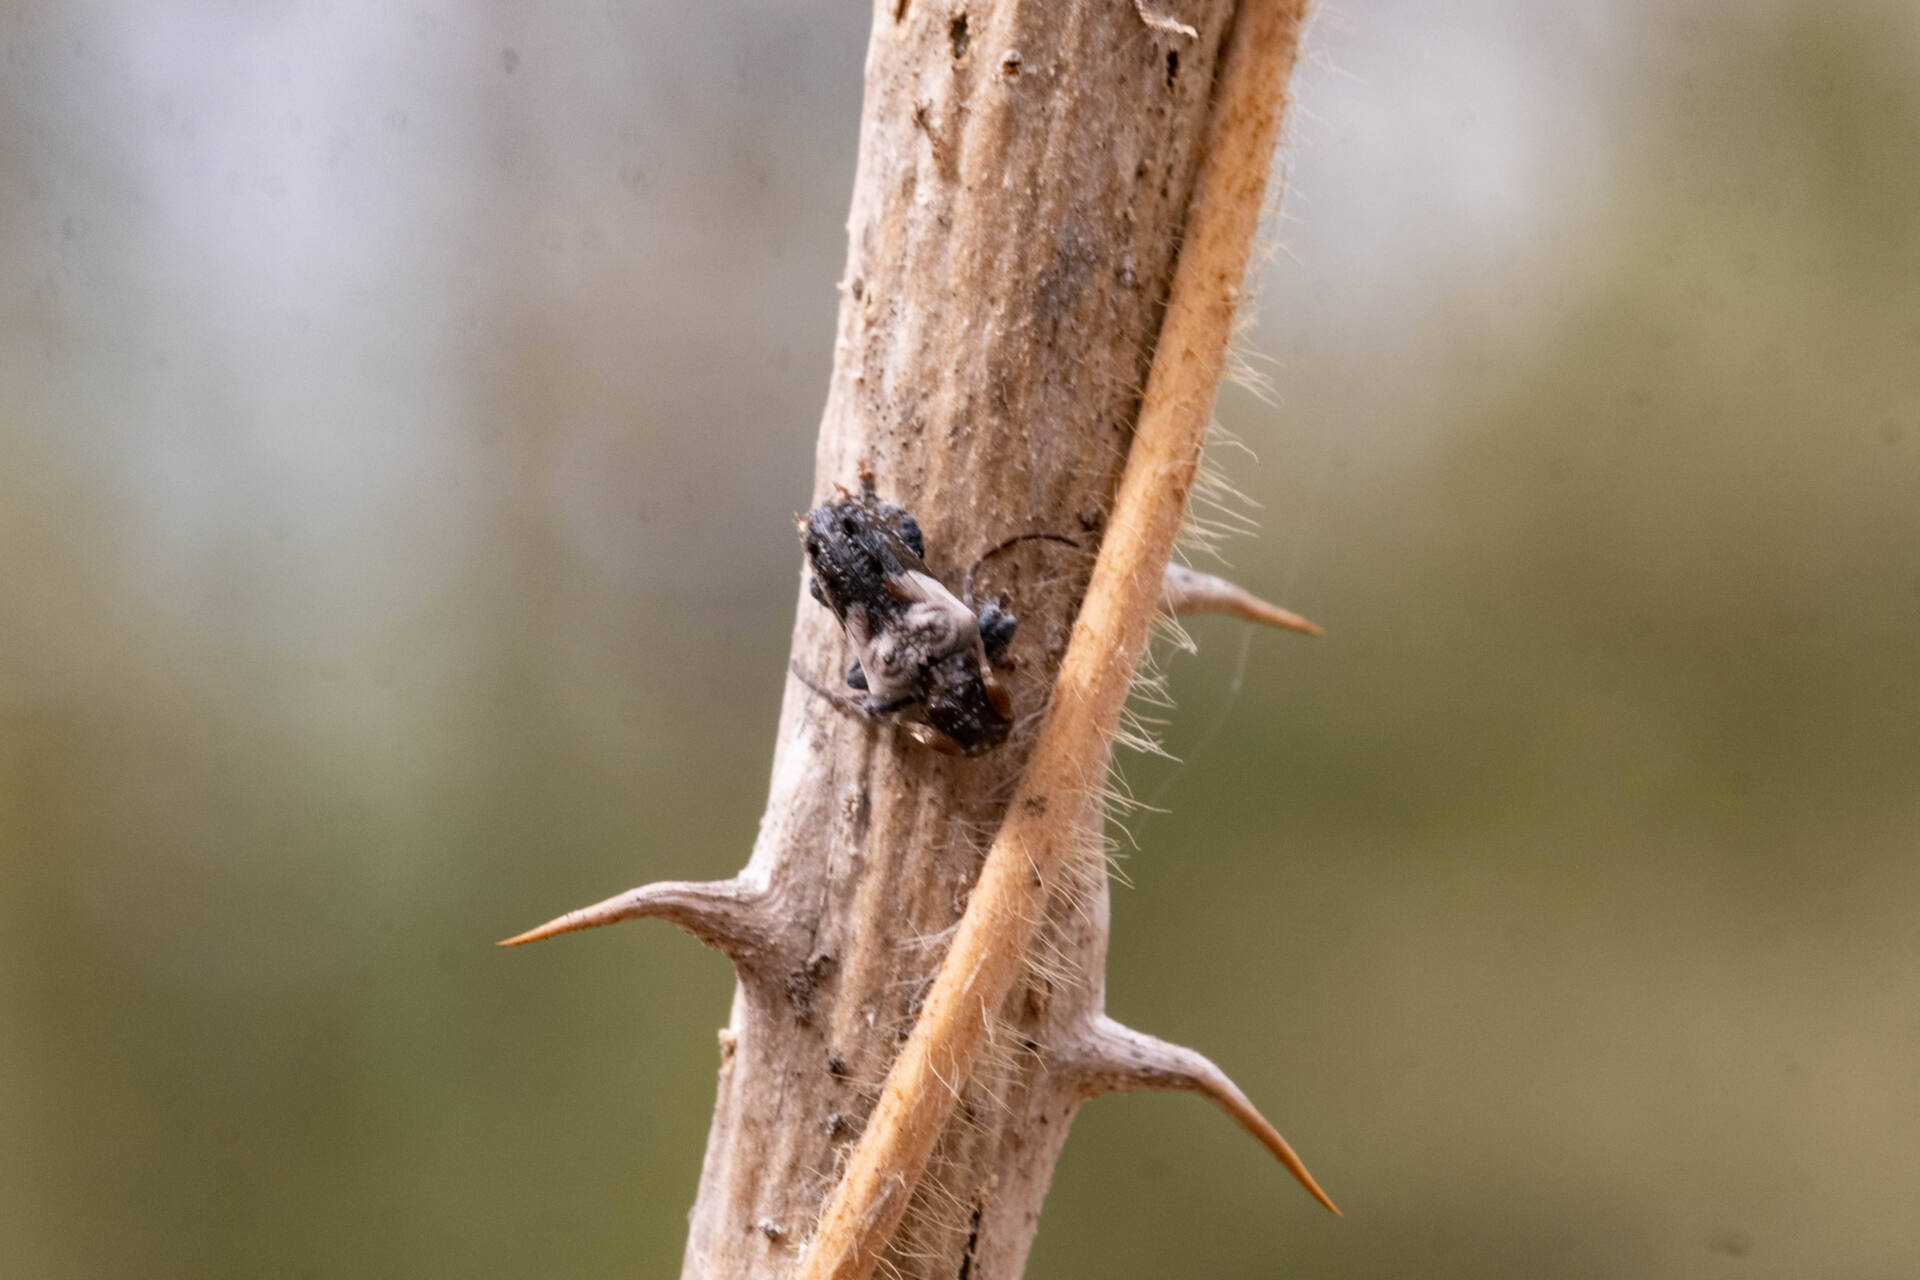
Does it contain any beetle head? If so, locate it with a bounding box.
[801,498,923,623]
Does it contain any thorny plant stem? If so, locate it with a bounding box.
[794,3,1317,1276]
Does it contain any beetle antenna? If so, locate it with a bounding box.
[961,532,1080,604]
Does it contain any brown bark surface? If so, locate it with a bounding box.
[691,5,1234,1273]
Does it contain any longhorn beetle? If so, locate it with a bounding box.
[794,469,1074,756]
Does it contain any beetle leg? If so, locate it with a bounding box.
[977,598,1018,665]
[791,662,881,722]
[901,721,969,756]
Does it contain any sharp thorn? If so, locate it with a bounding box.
[1160,563,1323,637]
[1061,1015,1340,1215]
[497,877,776,962]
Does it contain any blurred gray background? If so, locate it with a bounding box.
[3,1,1917,1276]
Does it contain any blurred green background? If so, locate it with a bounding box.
[3,1,1916,1276]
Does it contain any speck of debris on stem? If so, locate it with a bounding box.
[1000,49,1022,75]
[827,1052,850,1080]
[1165,48,1179,88]
[957,1203,983,1279]
[785,965,825,1022]
[757,1218,787,1242]
[949,13,970,60]
[842,784,871,839]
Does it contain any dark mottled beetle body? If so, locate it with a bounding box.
[798,477,1020,756]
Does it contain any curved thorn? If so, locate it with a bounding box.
[1159,563,1323,637]
[1059,1015,1340,1215]
[498,876,776,963]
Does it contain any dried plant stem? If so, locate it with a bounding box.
[502,1,1331,1271]
[794,3,1314,1276]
